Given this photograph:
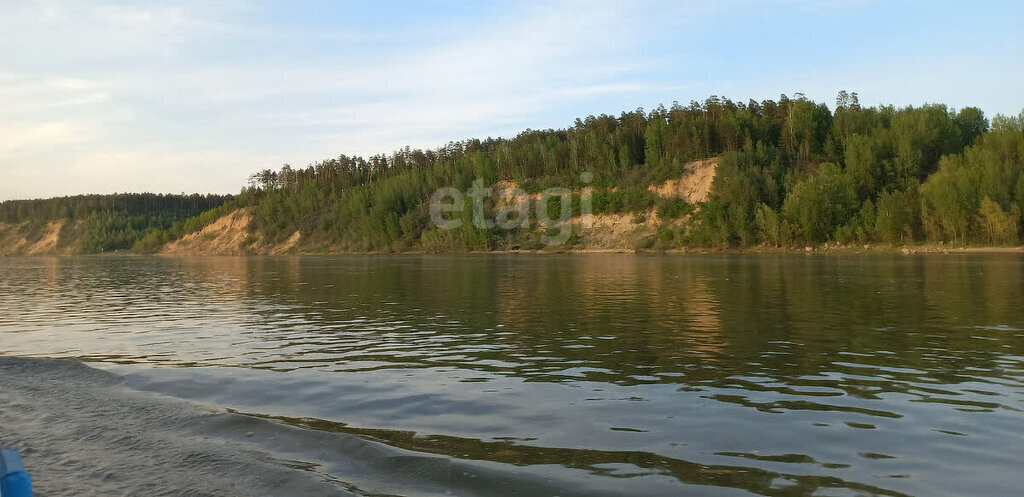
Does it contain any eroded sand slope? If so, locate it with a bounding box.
[156,158,718,255]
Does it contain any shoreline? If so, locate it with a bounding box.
[2,245,1022,257]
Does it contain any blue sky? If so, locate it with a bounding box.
[2,0,1022,200]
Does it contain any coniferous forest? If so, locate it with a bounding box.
[3,92,1023,254]
[0,193,234,254]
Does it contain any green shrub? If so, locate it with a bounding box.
[657,197,693,219]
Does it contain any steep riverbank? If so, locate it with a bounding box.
[0,219,77,256]
[3,157,1022,257]
[152,159,721,256]
[5,96,1024,257]
[159,208,303,256]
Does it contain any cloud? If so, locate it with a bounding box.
[0,121,91,156]
[1,0,1021,200]
[0,76,110,114]
[1,0,673,199]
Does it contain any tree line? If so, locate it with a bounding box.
[689,99,1021,247]
[6,92,1021,253]
[0,193,233,254]
[226,92,1020,251]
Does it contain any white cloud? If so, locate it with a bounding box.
[1,0,672,199]
[1,0,1019,200]
[0,76,110,113]
[0,121,91,155]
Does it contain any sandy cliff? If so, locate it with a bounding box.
[156,159,719,255]
[0,220,77,256]
[159,208,302,256]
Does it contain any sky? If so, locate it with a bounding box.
[2,0,1022,200]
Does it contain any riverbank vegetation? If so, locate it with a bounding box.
[0,194,233,254]
[2,92,1022,254]
[688,96,1022,248]
[227,92,1022,252]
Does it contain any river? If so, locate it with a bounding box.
[1,254,1022,496]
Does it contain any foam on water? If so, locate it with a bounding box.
[0,356,350,496]
[2,357,723,497]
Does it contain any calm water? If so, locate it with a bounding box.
[1,255,1023,496]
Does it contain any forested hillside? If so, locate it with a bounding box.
[3,92,1023,255]
[0,193,233,255]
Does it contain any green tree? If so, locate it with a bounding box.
[955,107,988,147]
[843,133,882,198]
[978,196,1020,245]
[754,203,783,246]
[920,155,976,243]
[782,163,858,242]
[875,187,920,245]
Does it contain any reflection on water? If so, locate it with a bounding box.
[1,254,1023,496]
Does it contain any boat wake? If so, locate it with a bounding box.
[0,356,704,497]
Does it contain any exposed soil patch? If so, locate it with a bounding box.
[648,158,718,204]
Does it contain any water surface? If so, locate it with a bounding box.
[1,255,1023,496]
